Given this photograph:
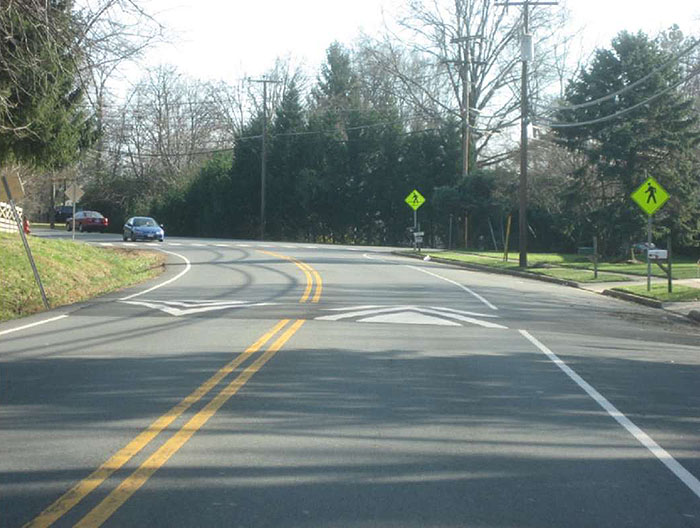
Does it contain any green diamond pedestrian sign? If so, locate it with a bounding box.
[631,176,669,215]
[405,189,425,211]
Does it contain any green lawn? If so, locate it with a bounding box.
[422,250,700,280]
[0,233,165,322]
[612,284,700,302]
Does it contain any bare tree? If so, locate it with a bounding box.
[361,0,573,169]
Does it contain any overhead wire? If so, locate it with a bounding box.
[537,37,700,116]
[534,65,700,128]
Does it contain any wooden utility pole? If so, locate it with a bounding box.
[495,0,557,268]
[249,78,281,241]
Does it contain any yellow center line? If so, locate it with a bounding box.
[297,261,323,303]
[23,319,291,528]
[74,319,307,528]
[259,250,322,303]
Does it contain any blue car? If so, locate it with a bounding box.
[123,216,165,242]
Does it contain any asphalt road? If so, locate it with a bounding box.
[2,232,700,527]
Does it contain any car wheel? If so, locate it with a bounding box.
[131,233,137,242]
[66,223,71,231]
[123,232,128,241]
[78,223,84,233]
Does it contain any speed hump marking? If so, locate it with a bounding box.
[405,189,425,211]
[631,176,669,216]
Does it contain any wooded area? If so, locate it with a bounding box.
[2,0,699,257]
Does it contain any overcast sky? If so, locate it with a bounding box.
[124,0,699,88]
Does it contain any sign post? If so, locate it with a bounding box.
[1,175,49,310]
[65,182,84,240]
[405,189,426,250]
[631,176,670,292]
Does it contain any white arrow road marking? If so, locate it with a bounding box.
[316,305,507,329]
[359,312,461,326]
[120,299,276,316]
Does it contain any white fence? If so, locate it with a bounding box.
[0,201,22,234]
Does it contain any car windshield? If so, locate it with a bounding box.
[133,217,157,227]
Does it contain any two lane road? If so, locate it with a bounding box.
[2,238,700,527]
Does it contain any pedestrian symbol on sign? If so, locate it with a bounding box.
[645,182,657,204]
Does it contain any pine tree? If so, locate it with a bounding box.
[0,0,93,168]
[554,31,700,254]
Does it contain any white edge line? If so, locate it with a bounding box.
[0,315,69,337]
[407,265,498,311]
[519,329,700,500]
[119,250,192,301]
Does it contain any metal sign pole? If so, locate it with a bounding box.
[646,214,652,292]
[668,234,673,294]
[1,176,50,309]
[593,235,598,279]
[413,209,417,250]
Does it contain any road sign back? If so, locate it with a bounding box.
[65,183,84,203]
[405,189,425,211]
[631,176,669,215]
[0,172,24,202]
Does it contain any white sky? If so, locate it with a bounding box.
[126,0,699,88]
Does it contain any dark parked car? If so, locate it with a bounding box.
[54,205,81,223]
[123,216,164,242]
[66,210,109,233]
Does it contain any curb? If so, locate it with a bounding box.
[393,251,700,323]
[601,289,664,309]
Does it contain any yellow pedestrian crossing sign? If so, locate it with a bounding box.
[631,176,669,215]
[405,189,425,211]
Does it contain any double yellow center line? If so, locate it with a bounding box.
[259,250,322,303]
[26,250,320,527]
[25,319,305,528]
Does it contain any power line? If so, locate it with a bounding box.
[534,66,700,128]
[538,38,700,115]
[91,123,453,159]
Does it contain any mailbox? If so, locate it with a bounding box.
[647,249,668,260]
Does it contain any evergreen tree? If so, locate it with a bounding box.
[0,0,93,168]
[268,80,306,239]
[554,31,700,254]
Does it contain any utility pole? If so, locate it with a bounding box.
[249,77,280,241]
[495,0,557,268]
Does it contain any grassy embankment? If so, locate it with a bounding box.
[415,250,700,302]
[0,233,165,322]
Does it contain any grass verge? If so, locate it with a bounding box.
[612,284,700,302]
[0,233,165,322]
[418,250,700,280]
